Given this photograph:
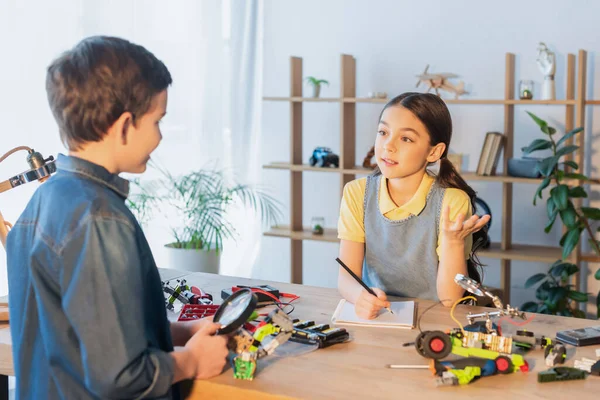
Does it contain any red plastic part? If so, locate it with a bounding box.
[520,362,529,372]
[177,304,220,321]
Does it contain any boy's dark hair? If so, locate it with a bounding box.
[378,92,486,285]
[46,36,172,150]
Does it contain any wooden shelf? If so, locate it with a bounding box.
[343,97,388,103]
[263,96,341,102]
[264,227,569,263]
[263,162,343,173]
[263,163,600,185]
[264,226,339,243]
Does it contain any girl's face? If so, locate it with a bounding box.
[375,106,445,179]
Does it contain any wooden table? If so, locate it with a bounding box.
[1,270,600,399]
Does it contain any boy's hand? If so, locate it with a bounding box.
[355,288,390,320]
[184,322,229,380]
[441,205,490,244]
[186,316,215,337]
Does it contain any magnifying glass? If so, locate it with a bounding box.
[454,273,484,296]
[454,273,503,309]
[213,288,258,335]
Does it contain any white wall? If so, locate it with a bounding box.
[255,0,600,314]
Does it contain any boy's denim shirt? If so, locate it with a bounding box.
[7,154,179,400]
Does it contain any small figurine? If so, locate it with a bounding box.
[415,65,468,99]
[536,42,556,100]
[362,146,376,169]
[309,147,339,168]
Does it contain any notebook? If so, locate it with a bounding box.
[331,299,417,329]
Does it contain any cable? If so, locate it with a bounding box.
[450,296,477,332]
[0,146,32,164]
[497,313,535,327]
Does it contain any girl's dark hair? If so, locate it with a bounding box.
[378,92,486,284]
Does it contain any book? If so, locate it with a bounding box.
[476,133,494,175]
[331,299,417,329]
[477,132,504,176]
[484,132,505,175]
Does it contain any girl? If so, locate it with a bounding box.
[337,92,490,319]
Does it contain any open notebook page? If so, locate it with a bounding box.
[331,299,416,329]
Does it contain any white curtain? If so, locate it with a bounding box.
[0,0,265,295]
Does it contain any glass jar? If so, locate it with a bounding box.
[311,217,325,235]
[519,80,534,100]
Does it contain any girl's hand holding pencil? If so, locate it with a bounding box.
[355,287,391,320]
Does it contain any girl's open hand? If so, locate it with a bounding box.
[441,205,490,244]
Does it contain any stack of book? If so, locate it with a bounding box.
[476,132,505,176]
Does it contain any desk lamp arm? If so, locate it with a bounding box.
[0,146,57,248]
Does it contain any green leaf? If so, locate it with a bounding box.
[556,127,584,147]
[595,268,600,280]
[526,111,548,129]
[568,186,588,198]
[521,138,552,155]
[525,273,547,289]
[536,156,559,177]
[550,287,567,305]
[550,185,569,210]
[550,262,577,277]
[520,301,539,312]
[561,228,581,259]
[554,145,579,158]
[546,197,556,219]
[537,304,549,314]
[534,176,552,205]
[561,160,579,170]
[564,173,589,181]
[581,207,600,220]
[559,205,577,229]
[562,264,579,280]
[544,217,556,233]
[567,291,588,302]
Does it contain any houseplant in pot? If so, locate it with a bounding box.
[305,76,329,98]
[518,111,600,317]
[127,164,282,274]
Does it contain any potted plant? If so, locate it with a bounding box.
[127,164,282,274]
[519,111,600,317]
[305,76,329,98]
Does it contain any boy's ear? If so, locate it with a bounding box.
[112,112,134,145]
[427,143,446,163]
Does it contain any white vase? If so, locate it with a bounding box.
[312,84,321,98]
[164,244,221,274]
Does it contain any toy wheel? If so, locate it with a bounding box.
[309,156,317,166]
[316,157,325,167]
[421,331,452,360]
[414,331,429,357]
[495,355,513,374]
[555,345,566,363]
[544,345,554,359]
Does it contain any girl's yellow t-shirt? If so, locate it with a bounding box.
[338,173,473,259]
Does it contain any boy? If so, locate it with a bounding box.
[7,36,228,399]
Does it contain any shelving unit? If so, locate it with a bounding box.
[262,51,598,304]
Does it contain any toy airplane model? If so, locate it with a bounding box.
[415,65,468,99]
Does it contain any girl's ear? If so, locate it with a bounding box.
[427,143,446,163]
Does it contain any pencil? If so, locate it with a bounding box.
[335,257,394,315]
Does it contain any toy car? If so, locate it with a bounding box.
[415,329,529,374]
[309,147,339,168]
